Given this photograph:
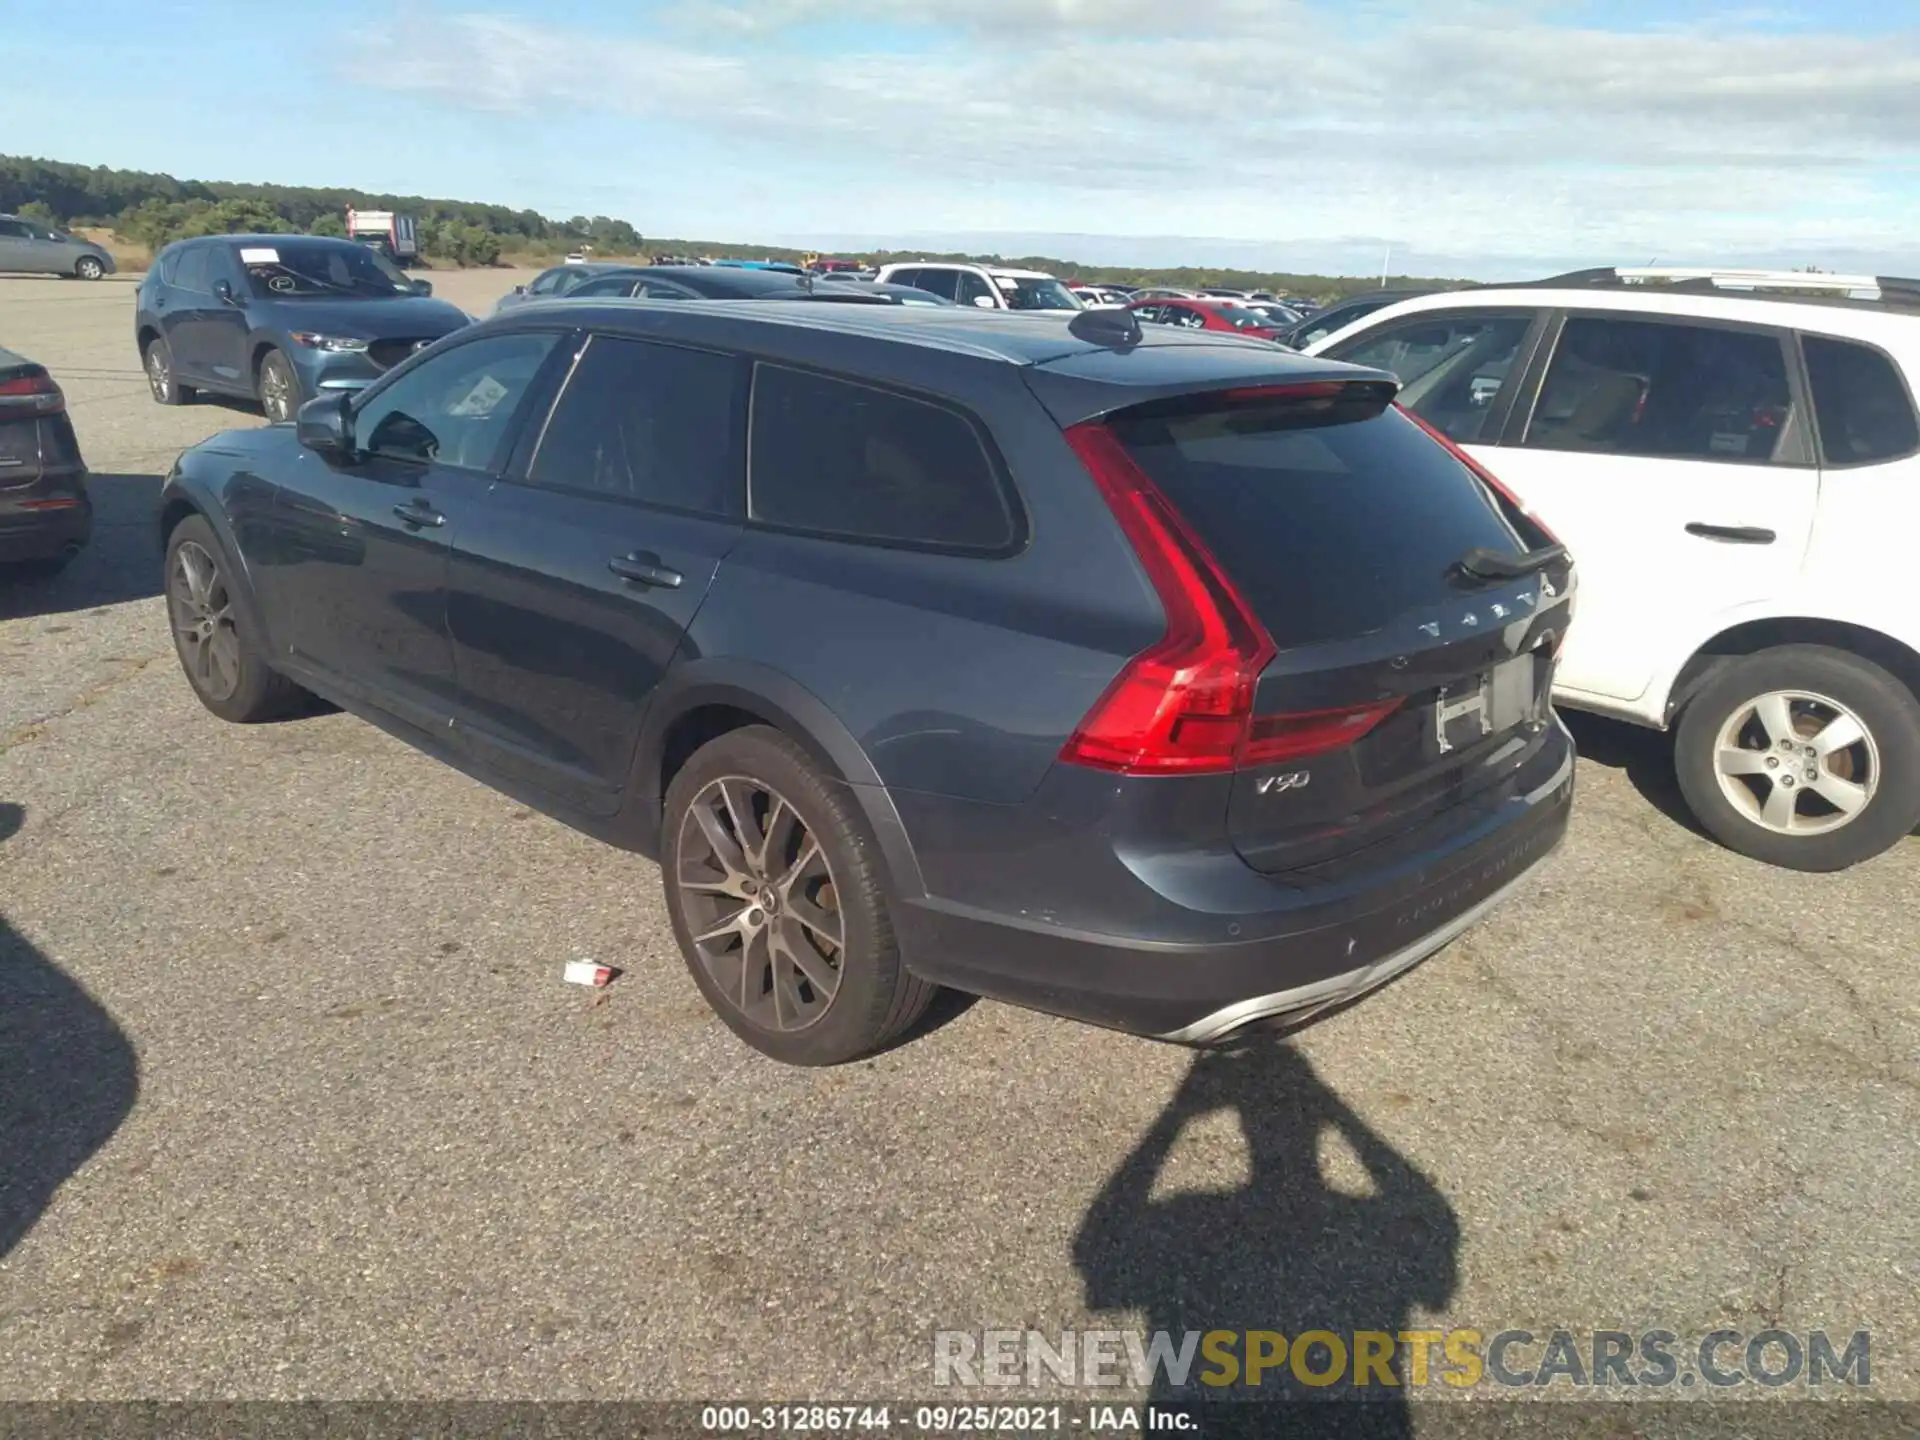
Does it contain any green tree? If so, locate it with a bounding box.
[308,212,347,238]
[17,199,57,225]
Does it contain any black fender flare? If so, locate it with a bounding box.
[156,474,278,655]
[627,657,927,901]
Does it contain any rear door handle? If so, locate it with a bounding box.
[1685,522,1775,545]
[393,500,445,528]
[608,551,683,588]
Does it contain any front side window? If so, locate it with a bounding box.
[955,271,996,307]
[528,268,570,295]
[748,364,1017,552]
[526,335,741,515]
[353,331,560,471]
[570,275,642,298]
[1524,316,1792,463]
[633,279,696,299]
[1803,334,1919,466]
[236,240,414,300]
[0,220,29,239]
[995,275,1080,311]
[1329,312,1535,444]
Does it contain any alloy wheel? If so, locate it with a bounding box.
[259,359,293,423]
[146,345,170,403]
[1713,689,1879,837]
[168,540,243,702]
[675,776,845,1032]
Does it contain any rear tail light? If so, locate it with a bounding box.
[1061,421,1396,776]
[0,372,64,416]
[1400,405,1558,545]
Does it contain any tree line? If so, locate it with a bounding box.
[0,155,642,267]
[1,153,1464,297]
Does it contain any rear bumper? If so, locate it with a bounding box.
[891,720,1574,1040]
[0,490,92,561]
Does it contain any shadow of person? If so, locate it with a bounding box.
[0,819,140,1260]
[1074,1041,1458,1438]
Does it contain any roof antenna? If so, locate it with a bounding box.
[1068,305,1143,350]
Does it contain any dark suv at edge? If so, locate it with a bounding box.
[136,234,470,423]
[156,300,1575,1065]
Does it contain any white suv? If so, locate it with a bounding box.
[1307,267,1920,871]
[873,262,1081,312]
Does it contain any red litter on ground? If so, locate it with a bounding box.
[563,960,617,988]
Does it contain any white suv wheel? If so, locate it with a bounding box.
[1711,689,1878,836]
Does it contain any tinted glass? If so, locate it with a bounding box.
[0,220,28,238]
[634,279,695,299]
[529,268,570,295]
[1109,401,1524,647]
[749,365,1015,551]
[1297,301,1385,348]
[996,276,1080,311]
[1330,312,1534,444]
[171,245,210,293]
[528,335,741,516]
[237,240,412,300]
[1525,317,1791,463]
[354,331,558,470]
[1804,334,1919,466]
[570,275,641,297]
[898,269,958,302]
[955,271,996,307]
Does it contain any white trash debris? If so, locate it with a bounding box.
[563,960,616,988]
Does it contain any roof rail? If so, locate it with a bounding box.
[1530,266,1920,304]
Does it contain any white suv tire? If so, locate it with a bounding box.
[1674,644,1920,871]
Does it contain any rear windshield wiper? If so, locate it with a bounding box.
[1454,543,1567,582]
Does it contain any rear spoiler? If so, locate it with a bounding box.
[1022,346,1400,429]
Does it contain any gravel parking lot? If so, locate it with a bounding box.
[2,270,1916,1411]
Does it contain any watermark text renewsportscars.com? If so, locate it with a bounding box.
[933,1328,1871,1391]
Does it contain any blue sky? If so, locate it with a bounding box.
[5,0,1917,277]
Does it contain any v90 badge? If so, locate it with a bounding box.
[1256,771,1311,796]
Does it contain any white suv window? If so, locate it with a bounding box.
[1802,334,1920,466]
[1328,312,1535,445]
[1524,316,1794,464]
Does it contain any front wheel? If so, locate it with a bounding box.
[74,256,105,281]
[144,337,194,406]
[165,515,309,723]
[661,725,938,1065]
[1674,645,1920,871]
[256,349,301,424]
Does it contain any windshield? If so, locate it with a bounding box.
[994,276,1081,311]
[236,241,415,300]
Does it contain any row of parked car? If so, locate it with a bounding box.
[10,233,1920,1072]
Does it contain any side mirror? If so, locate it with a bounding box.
[213,279,239,305]
[295,394,354,457]
[972,295,996,309]
[410,278,433,297]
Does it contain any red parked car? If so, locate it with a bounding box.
[1128,296,1288,343]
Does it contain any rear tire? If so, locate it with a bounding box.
[75,256,105,281]
[661,725,938,1065]
[1674,645,1920,871]
[164,515,309,724]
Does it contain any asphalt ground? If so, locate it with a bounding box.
[1,269,1915,1417]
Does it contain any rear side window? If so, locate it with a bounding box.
[1525,316,1793,463]
[528,335,742,516]
[1803,335,1919,466]
[171,245,209,293]
[898,269,959,303]
[748,364,1017,552]
[1107,399,1524,648]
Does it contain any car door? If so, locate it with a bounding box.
[0,219,31,271]
[1467,312,1819,704]
[444,331,747,814]
[13,221,71,275]
[194,244,253,391]
[954,271,998,309]
[160,244,222,386]
[264,329,565,733]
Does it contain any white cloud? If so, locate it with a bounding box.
[343,2,1920,267]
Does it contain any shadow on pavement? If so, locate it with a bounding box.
[1558,710,1705,837]
[0,472,164,621]
[1074,1040,1458,1438]
[0,803,140,1261]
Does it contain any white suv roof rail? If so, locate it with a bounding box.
[1524,266,1920,307]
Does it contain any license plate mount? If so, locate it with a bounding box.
[1435,655,1538,755]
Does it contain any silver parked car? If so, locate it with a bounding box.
[0,215,116,280]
